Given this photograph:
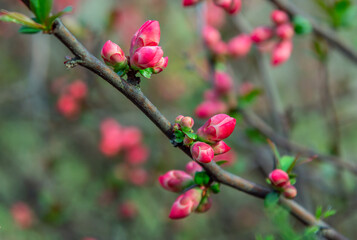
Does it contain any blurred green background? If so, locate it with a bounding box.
[0,0,357,239]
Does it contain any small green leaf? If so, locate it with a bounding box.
[182,130,197,140]
[139,68,153,79]
[289,178,296,185]
[293,16,313,35]
[245,128,266,144]
[323,209,336,218]
[47,6,73,25]
[315,206,323,219]
[174,130,185,143]
[30,0,53,23]
[210,182,220,193]
[19,25,42,34]
[266,178,271,185]
[304,226,320,236]
[279,156,295,172]
[0,10,45,29]
[264,191,280,208]
[194,171,210,185]
[216,160,228,166]
[238,89,262,108]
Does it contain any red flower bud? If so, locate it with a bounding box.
[175,115,184,123]
[205,1,226,28]
[211,41,228,55]
[202,25,221,47]
[121,127,143,149]
[212,141,231,155]
[228,34,252,57]
[271,40,293,66]
[213,150,237,166]
[183,136,194,146]
[190,142,215,163]
[182,0,202,6]
[251,26,274,43]
[269,169,290,187]
[101,40,127,70]
[180,116,194,129]
[195,197,212,213]
[99,118,123,157]
[159,170,194,192]
[128,168,148,186]
[197,114,236,143]
[213,0,241,14]
[271,10,289,25]
[130,20,160,56]
[185,161,203,176]
[118,201,137,219]
[214,71,234,94]
[169,188,203,219]
[67,80,87,100]
[130,46,164,70]
[276,23,294,40]
[283,185,297,199]
[57,94,80,119]
[11,202,34,229]
[195,100,228,119]
[125,144,149,165]
[152,56,168,74]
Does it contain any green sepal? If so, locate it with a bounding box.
[264,191,280,208]
[293,16,312,35]
[19,25,42,34]
[215,160,228,166]
[181,128,197,140]
[174,130,185,143]
[139,68,153,79]
[194,171,210,185]
[30,0,53,23]
[210,182,220,193]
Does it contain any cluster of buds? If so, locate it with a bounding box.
[268,169,297,199]
[101,20,168,78]
[99,118,150,186]
[159,161,219,219]
[183,0,241,15]
[55,79,88,119]
[251,10,294,66]
[11,202,35,229]
[202,25,252,58]
[174,114,236,164]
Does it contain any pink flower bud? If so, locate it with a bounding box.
[283,185,297,199]
[183,136,194,146]
[101,40,127,70]
[125,144,149,165]
[228,34,252,57]
[204,89,219,101]
[212,141,231,155]
[205,1,226,28]
[211,41,228,55]
[180,116,194,129]
[185,161,203,176]
[276,23,294,40]
[197,114,236,143]
[271,40,293,66]
[11,202,34,229]
[214,71,234,94]
[152,56,168,74]
[99,119,123,157]
[169,188,203,219]
[130,46,164,70]
[190,142,215,163]
[195,197,212,213]
[195,100,228,119]
[269,169,290,187]
[67,80,87,100]
[173,123,180,131]
[182,0,201,6]
[159,170,194,192]
[128,168,148,186]
[130,20,160,56]
[213,0,241,14]
[251,26,274,43]
[271,10,289,25]
[57,94,80,119]
[202,25,221,47]
[175,115,184,123]
[121,127,143,149]
[118,201,137,219]
[238,82,255,96]
[213,150,237,166]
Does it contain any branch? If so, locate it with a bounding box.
[267,0,357,65]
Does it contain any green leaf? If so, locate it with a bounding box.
[323,209,336,218]
[194,171,210,185]
[293,16,313,35]
[182,128,197,140]
[0,10,45,29]
[216,160,228,166]
[18,25,42,34]
[266,178,271,185]
[238,89,262,108]
[245,128,266,144]
[139,68,153,79]
[315,206,323,219]
[264,191,280,208]
[279,156,295,172]
[210,182,220,193]
[47,6,73,24]
[174,130,185,143]
[30,0,53,23]
[304,226,320,236]
[289,178,296,185]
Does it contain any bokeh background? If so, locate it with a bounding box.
[0,0,357,239]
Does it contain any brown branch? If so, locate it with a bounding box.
[240,109,357,175]
[267,0,357,64]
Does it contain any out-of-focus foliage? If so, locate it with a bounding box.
[0,0,357,239]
